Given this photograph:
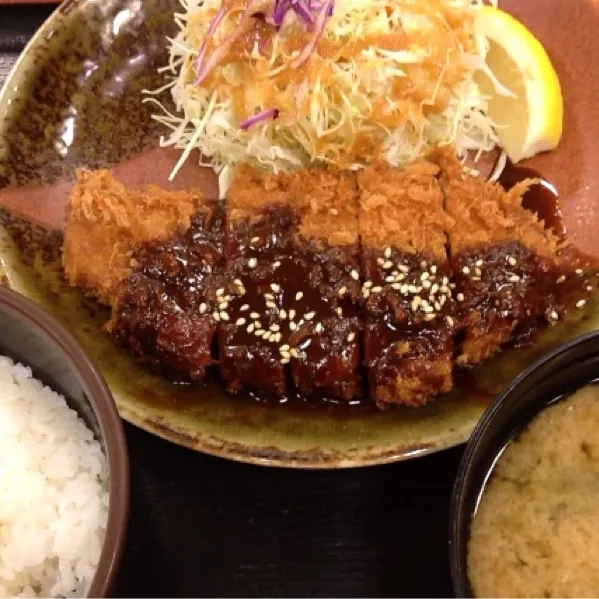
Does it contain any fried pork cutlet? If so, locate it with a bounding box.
[219,166,361,399]
[357,160,457,407]
[63,169,224,382]
[63,169,206,306]
[431,148,590,368]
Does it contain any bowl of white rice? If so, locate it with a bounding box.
[0,286,129,598]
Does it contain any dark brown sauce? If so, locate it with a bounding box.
[498,161,565,238]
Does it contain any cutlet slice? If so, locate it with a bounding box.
[63,169,206,306]
[220,166,361,399]
[108,204,225,382]
[286,169,361,399]
[357,160,457,407]
[431,148,577,367]
[63,169,224,382]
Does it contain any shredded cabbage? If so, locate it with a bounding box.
[146,0,502,197]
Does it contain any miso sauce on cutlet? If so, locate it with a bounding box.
[469,383,599,598]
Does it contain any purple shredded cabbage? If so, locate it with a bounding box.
[240,108,280,129]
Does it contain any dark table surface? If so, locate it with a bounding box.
[1,6,464,597]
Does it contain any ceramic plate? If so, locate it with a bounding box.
[1,0,598,467]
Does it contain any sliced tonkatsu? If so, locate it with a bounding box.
[219,165,361,399]
[61,151,596,408]
[432,148,593,368]
[63,169,225,382]
[357,159,457,407]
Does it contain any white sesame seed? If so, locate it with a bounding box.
[280,309,287,319]
[213,312,220,321]
[457,293,465,302]
[290,322,298,331]
[290,348,299,358]
[424,313,436,321]
[449,283,456,290]
[255,321,262,330]
[439,286,448,294]
[398,265,410,273]
[271,283,280,292]
[587,286,593,292]
[289,309,296,320]
[234,279,242,287]
[420,260,427,269]
[377,258,385,266]
[240,304,250,312]
[471,276,481,282]
[351,269,360,281]
[476,259,484,267]
[266,301,276,309]
[576,269,584,275]
[250,312,260,319]
[431,283,439,295]
[411,298,420,311]
[216,288,225,297]
[315,323,323,333]
[556,275,566,284]
[446,316,454,326]
[280,344,290,352]
[474,268,482,277]
[509,275,520,283]
[385,276,395,283]
[462,266,470,275]
[270,324,280,332]
[336,307,343,317]
[219,301,229,310]
[364,281,373,289]
[423,305,434,314]
[280,351,291,360]
[550,311,559,321]
[431,265,437,274]
[305,311,316,320]
[338,286,347,296]
[442,277,449,286]
[434,302,441,311]
[422,280,432,289]
[248,258,257,269]
[264,293,274,301]
[396,274,406,282]
[251,237,260,244]
[273,261,281,268]
[421,272,430,281]
[372,286,383,293]
[199,303,207,314]
[408,285,419,294]
[263,332,272,341]
[296,291,304,301]
[383,261,393,270]
[508,257,517,267]
[247,324,255,333]
[236,317,246,326]
[220,312,230,321]
[255,330,264,338]
[401,285,409,294]
[274,332,282,343]
[384,247,392,259]
[347,332,356,343]
[281,357,290,364]
[363,290,370,298]
[577,299,587,309]
[391,283,401,290]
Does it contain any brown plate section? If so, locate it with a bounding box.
[0,0,598,467]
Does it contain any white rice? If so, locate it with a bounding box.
[0,356,109,598]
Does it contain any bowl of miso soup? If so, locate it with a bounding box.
[450,330,599,598]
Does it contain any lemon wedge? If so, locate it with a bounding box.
[475,6,563,163]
